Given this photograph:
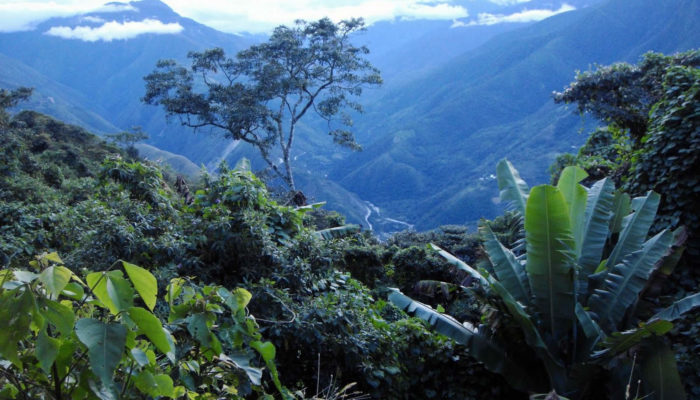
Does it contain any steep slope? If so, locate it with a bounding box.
[0,0,259,164]
[335,0,700,229]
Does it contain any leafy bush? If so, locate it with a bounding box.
[392,161,700,399]
[0,253,282,399]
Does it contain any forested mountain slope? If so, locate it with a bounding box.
[336,0,700,229]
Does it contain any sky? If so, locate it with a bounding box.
[0,0,576,38]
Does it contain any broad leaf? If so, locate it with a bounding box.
[574,303,605,358]
[429,244,490,288]
[594,320,673,359]
[128,307,175,363]
[389,289,535,392]
[0,289,34,367]
[36,329,60,373]
[640,339,687,400]
[313,224,360,239]
[497,159,529,214]
[75,318,127,385]
[40,298,75,337]
[39,266,72,298]
[579,178,615,283]
[219,353,263,386]
[609,191,631,234]
[123,262,157,311]
[649,292,700,323]
[607,191,660,270]
[557,166,588,256]
[480,225,530,303]
[134,370,175,398]
[86,271,134,315]
[525,185,576,341]
[589,230,673,331]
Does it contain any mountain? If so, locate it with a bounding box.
[330,0,700,230]
[0,0,260,164]
[1,0,697,235]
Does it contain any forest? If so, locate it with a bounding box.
[1,19,699,400]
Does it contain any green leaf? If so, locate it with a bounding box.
[480,225,530,304]
[497,159,529,214]
[525,185,576,341]
[313,224,360,239]
[0,289,34,368]
[574,303,605,357]
[166,278,186,306]
[589,230,673,331]
[122,262,157,311]
[75,318,127,385]
[578,178,615,294]
[595,320,673,359]
[607,191,660,270]
[388,288,536,392]
[557,166,588,256]
[40,298,75,337]
[429,243,490,288]
[39,266,73,298]
[130,348,151,367]
[649,292,700,323]
[640,339,687,400]
[219,353,263,386]
[187,313,212,347]
[127,307,175,363]
[251,341,276,362]
[37,329,60,373]
[134,370,175,398]
[609,192,631,235]
[86,271,133,315]
[61,282,85,301]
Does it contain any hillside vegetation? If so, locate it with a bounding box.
[1,43,699,399]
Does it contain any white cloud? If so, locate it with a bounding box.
[45,18,183,42]
[487,0,532,5]
[0,1,135,32]
[162,0,468,34]
[467,3,575,26]
[489,0,532,6]
[81,16,106,24]
[0,0,468,34]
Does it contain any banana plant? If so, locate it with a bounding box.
[390,160,699,399]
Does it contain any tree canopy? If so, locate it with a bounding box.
[143,18,382,190]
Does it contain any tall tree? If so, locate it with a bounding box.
[143,18,381,190]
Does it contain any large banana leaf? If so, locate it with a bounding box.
[313,224,360,240]
[593,319,673,359]
[606,192,660,270]
[557,166,588,257]
[480,225,530,304]
[609,191,631,234]
[525,185,576,341]
[388,289,536,392]
[497,159,529,215]
[429,244,490,288]
[579,178,615,285]
[588,230,673,331]
[574,303,605,359]
[640,338,687,400]
[649,292,700,322]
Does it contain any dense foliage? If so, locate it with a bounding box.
[392,160,699,399]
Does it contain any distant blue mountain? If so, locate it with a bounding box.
[0,0,697,234]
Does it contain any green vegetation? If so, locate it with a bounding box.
[2,48,699,399]
[143,18,381,190]
[391,160,698,399]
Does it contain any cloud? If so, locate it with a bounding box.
[162,0,468,34]
[466,3,575,26]
[45,19,183,42]
[0,1,135,32]
[487,0,532,5]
